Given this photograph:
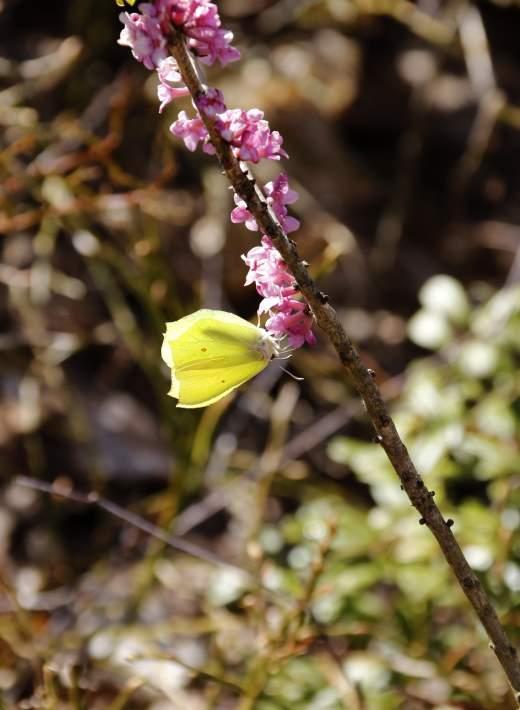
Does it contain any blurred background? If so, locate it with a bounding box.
[1,0,520,707]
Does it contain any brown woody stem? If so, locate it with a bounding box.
[168,29,520,699]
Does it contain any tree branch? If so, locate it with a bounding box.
[168,29,520,699]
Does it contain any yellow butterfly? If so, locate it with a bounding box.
[161,309,278,408]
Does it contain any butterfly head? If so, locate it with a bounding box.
[256,329,293,361]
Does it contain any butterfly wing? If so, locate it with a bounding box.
[172,360,268,408]
[162,310,272,408]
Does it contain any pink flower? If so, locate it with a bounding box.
[157,57,190,111]
[118,5,168,70]
[231,173,299,234]
[195,88,227,117]
[216,109,288,163]
[158,83,190,112]
[231,201,257,232]
[157,56,182,84]
[170,98,287,166]
[169,89,225,153]
[170,110,214,153]
[242,237,294,294]
[266,304,317,349]
[119,1,240,75]
[242,236,316,349]
[169,1,241,66]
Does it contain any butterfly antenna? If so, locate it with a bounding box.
[274,353,293,361]
[279,365,304,381]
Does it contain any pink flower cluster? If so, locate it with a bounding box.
[119,3,168,70]
[171,103,288,163]
[118,0,239,70]
[169,0,241,66]
[235,174,314,349]
[216,109,287,163]
[118,1,239,115]
[243,237,316,349]
[118,1,315,350]
[118,4,286,164]
[232,173,299,234]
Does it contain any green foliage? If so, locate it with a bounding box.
[245,281,520,708]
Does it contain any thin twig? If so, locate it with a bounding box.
[173,403,355,537]
[168,28,520,698]
[451,4,505,195]
[353,0,455,45]
[127,651,245,693]
[13,475,248,575]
